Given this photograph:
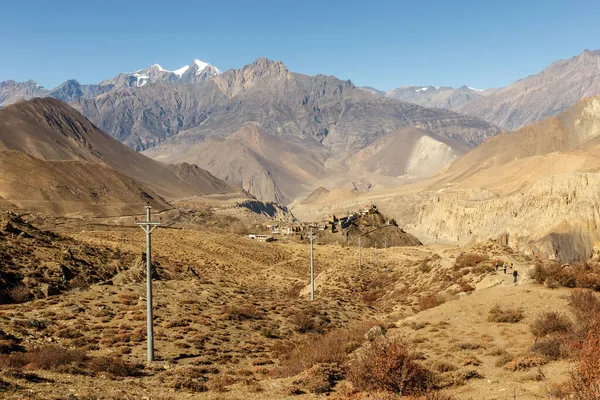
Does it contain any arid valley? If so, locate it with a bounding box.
[2,2,600,399]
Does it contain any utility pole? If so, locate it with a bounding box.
[135,205,161,362]
[358,235,361,268]
[308,228,316,300]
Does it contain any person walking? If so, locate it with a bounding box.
[513,269,519,283]
[503,263,507,274]
[495,260,499,272]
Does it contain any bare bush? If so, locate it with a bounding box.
[530,312,573,338]
[276,320,377,377]
[348,337,434,395]
[8,285,31,303]
[487,305,524,323]
[0,345,138,377]
[454,253,488,269]
[530,337,569,360]
[224,304,264,321]
[289,306,329,334]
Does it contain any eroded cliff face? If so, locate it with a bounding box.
[410,173,600,262]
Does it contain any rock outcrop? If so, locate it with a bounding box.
[410,173,600,262]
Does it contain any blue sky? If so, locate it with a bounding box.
[1,0,599,91]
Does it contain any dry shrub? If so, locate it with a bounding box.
[0,329,24,354]
[88,356,140,377]
[569,290,600,338]
[117,293,138,306]
[572,319,600,399]
[418,294,445,311]
[472,263,495,275]
[0,345,138,377]
[487,305,524,323]
[348,337,434,395]
[224,304,264,321]
[208,374,237,392]
[454,253,487,269]
[494,351,514,368]
[8,285,31,303]
[530,262,600,290]
[276,320,376,377]
[530,337,569,360]
[504,354,547,371]
[530,312,573,338]
[292,363,343,394]
[289,306,329,334]
[547,380,573,399]
[429,360,457,373]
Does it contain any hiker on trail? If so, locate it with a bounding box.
[510,263,514,270]
[495,260,499,272]
[503,263,507,274]
[513,269,519,283]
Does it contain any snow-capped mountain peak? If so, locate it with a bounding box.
[104,59,222,88]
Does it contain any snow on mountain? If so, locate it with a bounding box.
[101,59,221,88]
[172,65,190,77]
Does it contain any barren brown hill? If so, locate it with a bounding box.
[0,98,238,204]
[0,150,169,216]
[426,95,600,193]
[147,124,332,204]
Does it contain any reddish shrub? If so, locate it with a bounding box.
[572,320,600,399]
[348,337,434,395]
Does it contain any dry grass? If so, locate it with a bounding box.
[0,345,139,377]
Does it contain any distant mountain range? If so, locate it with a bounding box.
[362,49,600,131]
[2,49,600,203]
[362,85,496,111]
[0,59,220,106]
